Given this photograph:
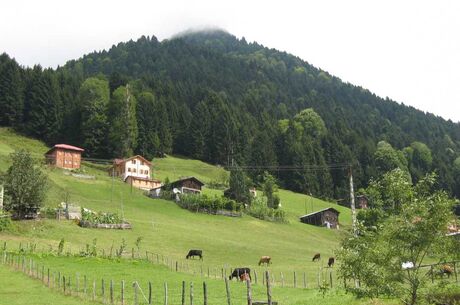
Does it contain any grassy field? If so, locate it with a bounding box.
[0,128,394,305]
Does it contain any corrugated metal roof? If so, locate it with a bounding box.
[299,207,340,219]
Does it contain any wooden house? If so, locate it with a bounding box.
[110,155,161,191]
[299,207,340,229]
[169,177,204,194]
[149,177,204,198]
[45,144,84,169]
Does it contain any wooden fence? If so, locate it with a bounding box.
[1,250,280,305]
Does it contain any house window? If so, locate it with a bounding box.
[128,168,131,172]
[141,161,144,165]
[145,170,149,175]
[133,169,137,173]
[132,160,136,164]
[140,169,143,174]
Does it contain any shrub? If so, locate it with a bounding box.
[177,194,242,213]
[246,197,287,223]
[0,212,13,232]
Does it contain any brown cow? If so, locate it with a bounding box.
[440,265,453,278]
[312,253,321,262]
[328,257,335,267]
[258,256,271,266]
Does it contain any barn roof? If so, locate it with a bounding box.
[124,175,161,183]
[299,207,340,219]
[45,144,84,154]
[170,176,205,186]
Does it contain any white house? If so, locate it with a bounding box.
[110,155,161,191]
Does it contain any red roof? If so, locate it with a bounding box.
[52,144,84,152]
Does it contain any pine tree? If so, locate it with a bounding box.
[0,53,23,128]
[136,91,160,159]
[108,85,138,157]
[24,67,62,144]
[78,77,110,157]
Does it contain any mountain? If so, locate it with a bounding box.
[1,29,459,198]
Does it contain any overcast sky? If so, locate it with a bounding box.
[1,0,459,122]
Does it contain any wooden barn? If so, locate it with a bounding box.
[299,207,340,229]
[45,144,84,169]
[169,177,204,194]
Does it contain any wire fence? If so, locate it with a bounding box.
[1,250,284,305]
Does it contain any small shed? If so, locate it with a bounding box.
[45,144,84,169]
[300,207,340,229]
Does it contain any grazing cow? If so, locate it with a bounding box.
[312,253,321,262]
[186,249,203,260]
[328,257,335,267]
[440,265,454,278]
[258,256,271,266]
[239,273,251,282]
[229,268,251,280]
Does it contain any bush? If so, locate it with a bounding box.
[177,194,242,213]
[0,212,13,232]
[246,197,287,223]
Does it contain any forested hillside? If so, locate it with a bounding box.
[1,29,459,199]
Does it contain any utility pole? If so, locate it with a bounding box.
[111,167,114,204]
[349,166,357,235]
[0,184,3,211]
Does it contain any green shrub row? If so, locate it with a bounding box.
[177,194,242,213]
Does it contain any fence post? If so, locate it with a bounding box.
[119,280,124,305]
[303,272,307,288]
[293,271,297,288]
[41,265,44,282]
[47,268,50,287]
[149,281,152,305]
[63,276,66,294]
[454,262,458,283]
[246,279,252,305]
[430,266,434,283]
[181,281,185,305]
[176,261,178,272]
[164,282,168,305]
[110,279,114,304]
[225,278,232,305]
[190,282,194,305]
[76,274,79,296]
[133,282,139,305]
[92,279,96,301]
[329,271,333,288]
[203,282,208,305]
[102,278,105,302]
[281,272,284,288]
[265,271,272,305]
[84,275,87,297]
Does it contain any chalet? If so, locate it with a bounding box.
[169,177,204,194]
[45,144,84,169]
[110,155,161,191]
[300,207,340,229]
[149,176,204,198]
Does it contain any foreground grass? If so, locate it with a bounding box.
[1,253,398,305]
[0,264,98,305]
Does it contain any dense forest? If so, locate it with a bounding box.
[1,29,459,200]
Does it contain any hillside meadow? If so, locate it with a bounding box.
[0,128,396,305]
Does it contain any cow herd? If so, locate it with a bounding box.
[185,249,336,281]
